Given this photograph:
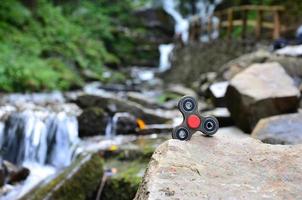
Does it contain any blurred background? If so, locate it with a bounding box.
[0,0,302,199]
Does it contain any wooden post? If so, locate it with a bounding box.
[227,8,233,40]
[273,10,281,39]
[255,9,263,39]
[241,9,247,39]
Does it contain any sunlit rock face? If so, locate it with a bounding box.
[135,134,302,200]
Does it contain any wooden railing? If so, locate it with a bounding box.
[189,5,286,42]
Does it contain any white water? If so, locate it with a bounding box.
[159,44,175,72]
[0,101,81,199]
[163,0,190,43]
[158,0,222,72]
[105,112,135,139]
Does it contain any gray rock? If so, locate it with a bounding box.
[114,113,138,135]
[135,134,302,200]
[166,84,197,98]
[209,81,228,107]
[1,160,30,185]
[138,124,173,135]
[127,92,159,109]
[0,164,5,187]
[78,107,109,137]
[23,153,103,200]
[203,107,234,127]
[222,49,302,80]
[76,95,171,124]
[252,113,302,145]
[226,62,300,132]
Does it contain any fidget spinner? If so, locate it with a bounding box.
[172,96,219,141]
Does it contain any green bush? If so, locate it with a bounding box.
[0,0,149,92]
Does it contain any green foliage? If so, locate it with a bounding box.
[102,160,146,200]
[0,0,149,92]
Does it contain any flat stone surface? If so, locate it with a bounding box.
[135,133,302,200]
[229,62,299,101]
[252,113,302,145]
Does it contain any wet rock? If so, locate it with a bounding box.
[252,113,302,145]
[0,160,30,187]
[115,113,137,135]
[78,107,109,137]
[0,164,5,187]
[4,161,30,185]
[226,62,300,132]
[209,81,228,107]
[76,95,171,124]
[203,107,234,127]
[135,134,302,200]
[134,8,174,38]
[100,135,170,200]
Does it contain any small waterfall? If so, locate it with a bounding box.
[0,95,82,199]
[0,107,80,168]
[158,0,223,71]
[105,112,135,139]
[196,0,223,42]
[159,44,175,72]
[163,0,190,43]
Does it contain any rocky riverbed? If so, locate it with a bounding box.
[0,40,301,200]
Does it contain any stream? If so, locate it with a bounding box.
[0,1,223,199]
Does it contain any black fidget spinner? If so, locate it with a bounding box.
[172,96,219,141]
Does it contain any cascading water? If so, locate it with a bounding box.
[1,110,79,168]
[159,44,175,72]
[0,94,82,199]
[158,0,223,71]
[105,112,135,139]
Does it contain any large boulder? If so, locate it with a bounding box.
[225,62,300,132]
[252,113,302,145]
[134,134,302,200]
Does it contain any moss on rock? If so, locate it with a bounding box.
[24,153,104,200]
[78,107,109,137]
[101,160,146,200]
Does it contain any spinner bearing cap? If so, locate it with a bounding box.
[172,96,219,141]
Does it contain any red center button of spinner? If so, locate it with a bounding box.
[187,114,201,129]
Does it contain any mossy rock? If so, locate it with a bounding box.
[24,153,104,200]
[101,160,147,200]
[78,107,109,137]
